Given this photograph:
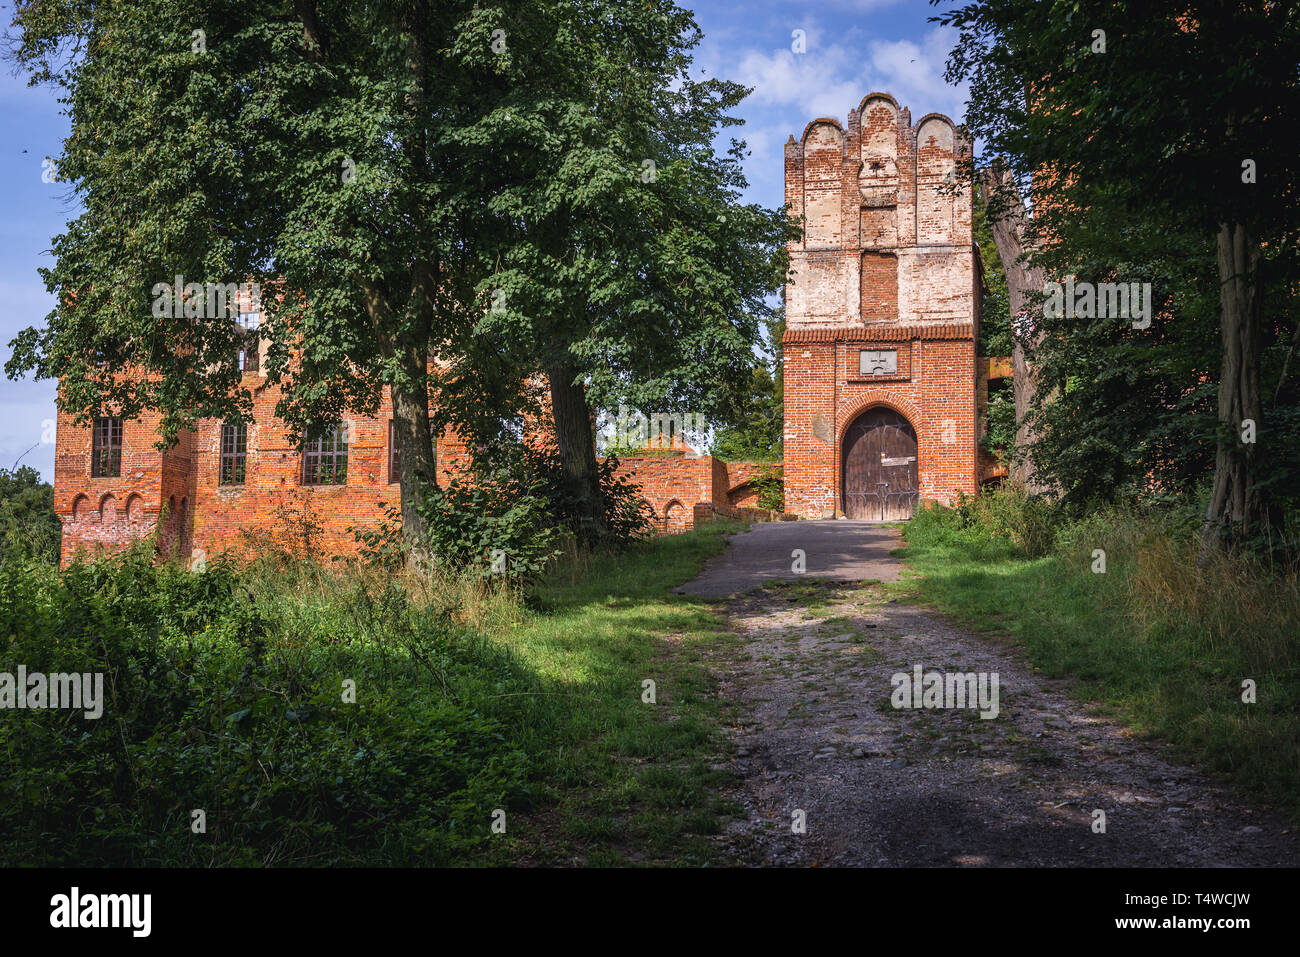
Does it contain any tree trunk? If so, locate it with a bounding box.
[547,362,604,539]
[364,278,435,565]
[391,348,437,555]
[979,161,1047,492]
[1200,220,1268,560]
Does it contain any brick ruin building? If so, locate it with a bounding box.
[782,92,1006,520]
[52,91,1007,565]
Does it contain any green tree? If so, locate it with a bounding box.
[941,0,1300,555]
[710,307,785,462]
[0,466,61,564]
[972,183,1012,359]
[453,6,795,538]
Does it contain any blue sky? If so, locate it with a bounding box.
[0,0,967,482]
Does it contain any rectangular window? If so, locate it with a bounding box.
[239,337,259,373]
[91,416,122,477]
[220,422,248,485]
[302,423,348,485]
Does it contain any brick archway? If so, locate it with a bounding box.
[841,405,920,521]
[836,390,924,448]
[663,500,686,534]
[836,391,924,520]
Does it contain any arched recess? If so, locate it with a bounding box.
[837,391,925,443]
[663,500,687,534]
[124,493,144,523]
[728,482,760,509]
[858,93,901,214]
[178,497,190,556]
[915,114,957,244]
[841,406,919,521]
[801,120,845,249]
[98,493,118,525]
[71,494,90,523]
[162,495,177,554]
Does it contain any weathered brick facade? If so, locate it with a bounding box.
[56,399,774,562]
[782,92,984,518]
[54,374,476,566]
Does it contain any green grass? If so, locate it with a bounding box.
[893,496,1300,817]
[482,522,745,865]
[0,521,743,867]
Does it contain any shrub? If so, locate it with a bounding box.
[0,545,536,866]
[414,475,567,584]
[751,465,784,512]
[0,466,60,565]
[950,484,1059,558]
[517,448,655,547]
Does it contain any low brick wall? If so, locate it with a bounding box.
[609,452,721,532]
[723,461,782,508]
[693,502,800,526]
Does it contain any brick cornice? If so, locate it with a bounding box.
[782,322,973,343]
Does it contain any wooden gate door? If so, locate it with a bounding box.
[842,407,919,521]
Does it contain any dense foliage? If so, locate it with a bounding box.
[709,311,785,463]
[0,466,60,564]
[0,548,536,865]
[940,0,1300,556]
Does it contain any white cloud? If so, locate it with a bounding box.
[865,27,967,123]
[730,23,967,128]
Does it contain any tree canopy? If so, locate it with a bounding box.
[940,0,1300,554]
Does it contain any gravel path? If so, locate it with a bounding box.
[711,577,1299,867]
[674,520,901,597]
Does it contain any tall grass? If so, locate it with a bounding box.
[0,521,738,866]
[901,488,1300,814]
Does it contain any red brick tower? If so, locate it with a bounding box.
[782,92,981,520]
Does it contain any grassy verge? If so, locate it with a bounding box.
[0,523,741,866]
[892,489,1300,816]
[484,523,743,866]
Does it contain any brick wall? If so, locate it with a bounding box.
[722,461,782,507]
[56,375,474,566]
[609,451,724,533]
[56,388,763,564]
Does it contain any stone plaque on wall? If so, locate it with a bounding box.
[859,349,897,376]
[811,412,833,444]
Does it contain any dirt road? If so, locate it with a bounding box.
[693,525,1298,867]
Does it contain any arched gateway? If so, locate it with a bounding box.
[842,407,919,521]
